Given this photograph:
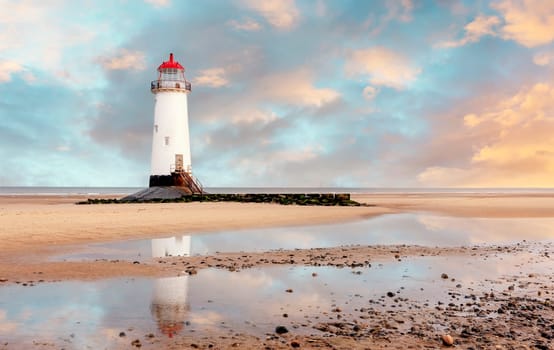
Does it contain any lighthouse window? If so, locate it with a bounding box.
[154,125,158,133]
[165,136,170,146]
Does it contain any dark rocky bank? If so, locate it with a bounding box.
[77,192,363,206]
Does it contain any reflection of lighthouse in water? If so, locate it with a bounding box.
[152,236,191,257]
[151,236,191,338]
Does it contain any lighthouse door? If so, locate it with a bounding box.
[175,154,184,172]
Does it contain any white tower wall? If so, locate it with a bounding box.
[150,92,191,176]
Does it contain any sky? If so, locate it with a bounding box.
[1,0,554,188]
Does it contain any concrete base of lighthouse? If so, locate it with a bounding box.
[121,186,198,201]
[121,171,205,201]
[149,171,203,192]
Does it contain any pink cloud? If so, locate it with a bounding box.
[362,86,378,100]
[493,0,554,47]
[227,18,262,31]
[0,60,24,82]
[239,0,299,30]
[98,50,146,71]
[438,15,501,48]
[259,69,339,107]
[533,50,554,66]
[144,0,170,7]
[193,68,229,88]
[345,47,421,89]
[419,83,554,187]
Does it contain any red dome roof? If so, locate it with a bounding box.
[158,53,184,71]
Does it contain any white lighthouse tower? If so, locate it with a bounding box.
[149,53,202,193]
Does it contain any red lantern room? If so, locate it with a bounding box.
[151,53,191,93]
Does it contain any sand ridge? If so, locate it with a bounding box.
[0,197,394,258]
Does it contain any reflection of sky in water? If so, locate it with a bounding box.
[54,214,554,262]
[201,214,554,249]
[1,252,552,346]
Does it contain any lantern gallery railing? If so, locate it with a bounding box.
[151,80,192,92]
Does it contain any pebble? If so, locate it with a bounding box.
[119,331,126,337]
[441,334,454,346]
[131,339,142,347]
[441,273,449,279]
[285,289,293,293]
[275,326,289,334]
[291,341,301,348]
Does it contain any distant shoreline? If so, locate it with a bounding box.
[1,186,554,196]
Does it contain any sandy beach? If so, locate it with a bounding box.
[2,193,554,256]
[352,192,554,217]
[0,195,393,257]
[0,193,553,349]
[1,192,553,280]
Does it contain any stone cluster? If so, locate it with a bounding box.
[77,193,363,206]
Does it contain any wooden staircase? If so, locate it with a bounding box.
[174,170,204,194]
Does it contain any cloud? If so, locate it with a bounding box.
[0,1,123,87]
[438,15,501,48]
[0,60,23,82]
[345,47,421,89]
[438,2,554,48]
[231,110,278,125]
[533,50,554,66]
[98,50,146,71]
[55,145,71,152]
[362,86,378,100]
[366,0,415,36]
[193,68,229,88]
[392,0,415,22]
[272,147,320,163]
[239,0,299,30]
[259,69,339,107]
[492,0,554,47]
[0,0,43,25]
[144,0,170,7]
[418,83,554,187]
[227,18,262,31]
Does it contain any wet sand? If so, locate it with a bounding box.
[2,193,554,258]
[1,193,553,349]
[1,242,552,349]
[352,192,554,217]
[0,195,393,258]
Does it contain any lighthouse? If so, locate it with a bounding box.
[149,53,203,193]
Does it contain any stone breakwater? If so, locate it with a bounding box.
[77,193,363,206]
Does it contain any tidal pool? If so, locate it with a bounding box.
[54,213,554,262]
[3,214,553,348]
[1,249,552,348]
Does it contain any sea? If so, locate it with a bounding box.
[0,186,553,195]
